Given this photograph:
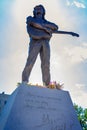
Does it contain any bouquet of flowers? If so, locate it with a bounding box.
[48,81,64,90]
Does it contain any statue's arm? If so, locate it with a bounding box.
[43,20,58,31]
[26,17,50,34]
[30,21,50,33]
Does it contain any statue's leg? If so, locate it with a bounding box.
[22,41,41,83]
[40,40,51,86]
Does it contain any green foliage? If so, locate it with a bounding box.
[74,104,87,130]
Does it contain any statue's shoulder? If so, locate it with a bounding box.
[26,16,33,24]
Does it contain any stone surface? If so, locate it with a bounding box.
[0,84,82,130]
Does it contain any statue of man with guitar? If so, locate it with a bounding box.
[22,4,79,86]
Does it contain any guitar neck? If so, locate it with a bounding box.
[53,30,71,35]
[53,30,79,37]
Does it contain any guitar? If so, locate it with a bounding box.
[27,25,79,40]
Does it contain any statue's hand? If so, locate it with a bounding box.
[70,32,79,37]
[44,27,52,35]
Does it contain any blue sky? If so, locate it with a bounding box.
[0,0,87,108]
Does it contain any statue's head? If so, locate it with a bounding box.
[33,5,45,19]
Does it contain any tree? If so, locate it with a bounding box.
[74,104,87,130]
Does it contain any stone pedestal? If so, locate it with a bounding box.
[0,84,82,130]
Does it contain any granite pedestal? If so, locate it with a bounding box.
[0,84,82,130]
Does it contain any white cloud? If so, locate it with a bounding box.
[70,83,87,108]
[66,0,86,8]
[66,0,71,6]
[63,42,87,64]
[71,91,87,108]
[73,1,86,8]
[75,83,86,89]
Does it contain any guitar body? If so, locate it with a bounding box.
[27,25,51,40]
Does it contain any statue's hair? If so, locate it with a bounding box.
[33,5,45,19]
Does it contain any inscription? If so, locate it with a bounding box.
[25,99,57,111]
[25,92,62,111]
[27,92,61,101]
[35,113,66,130]
[35,113,75,130]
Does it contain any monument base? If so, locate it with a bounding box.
[0,84,82,130]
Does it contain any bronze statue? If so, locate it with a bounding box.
[22,5,79,86]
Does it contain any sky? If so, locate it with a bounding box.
[0,0,87,108]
